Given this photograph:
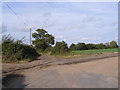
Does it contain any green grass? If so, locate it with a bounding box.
[71,48,118,54]
[53,48,118,58]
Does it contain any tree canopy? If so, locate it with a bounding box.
[109,41,118,48]
[32,29,55,51]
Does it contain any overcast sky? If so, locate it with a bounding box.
[2,2,118,45]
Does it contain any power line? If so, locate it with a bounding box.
[4,2,27,26]
[4,2,32,45]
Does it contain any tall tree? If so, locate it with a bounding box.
[32,29,55,51]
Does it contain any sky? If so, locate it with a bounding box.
[2,2,118,46]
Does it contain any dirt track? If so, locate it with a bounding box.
[2,53,118,75]
[3,55,118,88]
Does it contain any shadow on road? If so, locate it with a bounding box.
[2,73,26,89]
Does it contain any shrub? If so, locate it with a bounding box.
[69,43,77,50]
[2,35,39,63]
[51,41,69,55]
[44,46,53,53]
[86,44,98,49]
[96,43,107,49]
[76,43,88,50]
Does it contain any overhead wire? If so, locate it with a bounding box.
[4,2,27,26]
[3,1,32,45]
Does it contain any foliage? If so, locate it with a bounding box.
[76,43,88,50]
[2,35,39,63]
[69,43,77,50]
[32,29,55,51]
[51,41,69,54]
[86,44,98,49]
[109,41,118,48]
[69,41,118,51]
[104,42,110,48]
[44,46,54,53]
[96,43,107,49]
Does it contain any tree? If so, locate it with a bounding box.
[109,41,118,48]
[97,43,106,49]
[32,29,55,51]
[69,43,77,50]
[86,44,98,49]
[52,41,68,54]
[76,43,88,50]
[105,42,110,48]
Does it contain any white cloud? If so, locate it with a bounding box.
[79,37,101,41]
[56,35,64,39]
[2,2,117,45]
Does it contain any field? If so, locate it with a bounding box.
[54,48,118,58]
[71,48,118,54]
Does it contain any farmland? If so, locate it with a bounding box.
[53,48,118,58]
[71,48,118,54]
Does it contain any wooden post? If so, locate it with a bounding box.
[30,28,31,45]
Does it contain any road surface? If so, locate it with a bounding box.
[3,56,118,88]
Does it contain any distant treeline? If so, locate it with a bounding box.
[69,41,118,51]
[32,29,118,55]
[2,28,118,62]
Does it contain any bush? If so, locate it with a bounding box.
[86,44,98,49]
[2,42,39,63]
[2,35,39,63]
[44,46,53,53]
[76,43,88,50]
[69,43,77,50]
[96,43,107,49]
[51,41,69,55]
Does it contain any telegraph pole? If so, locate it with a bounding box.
[30,28,31,45]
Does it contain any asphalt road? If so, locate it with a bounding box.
[4,57,118,88]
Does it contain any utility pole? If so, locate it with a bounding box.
[30,28,31,45]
